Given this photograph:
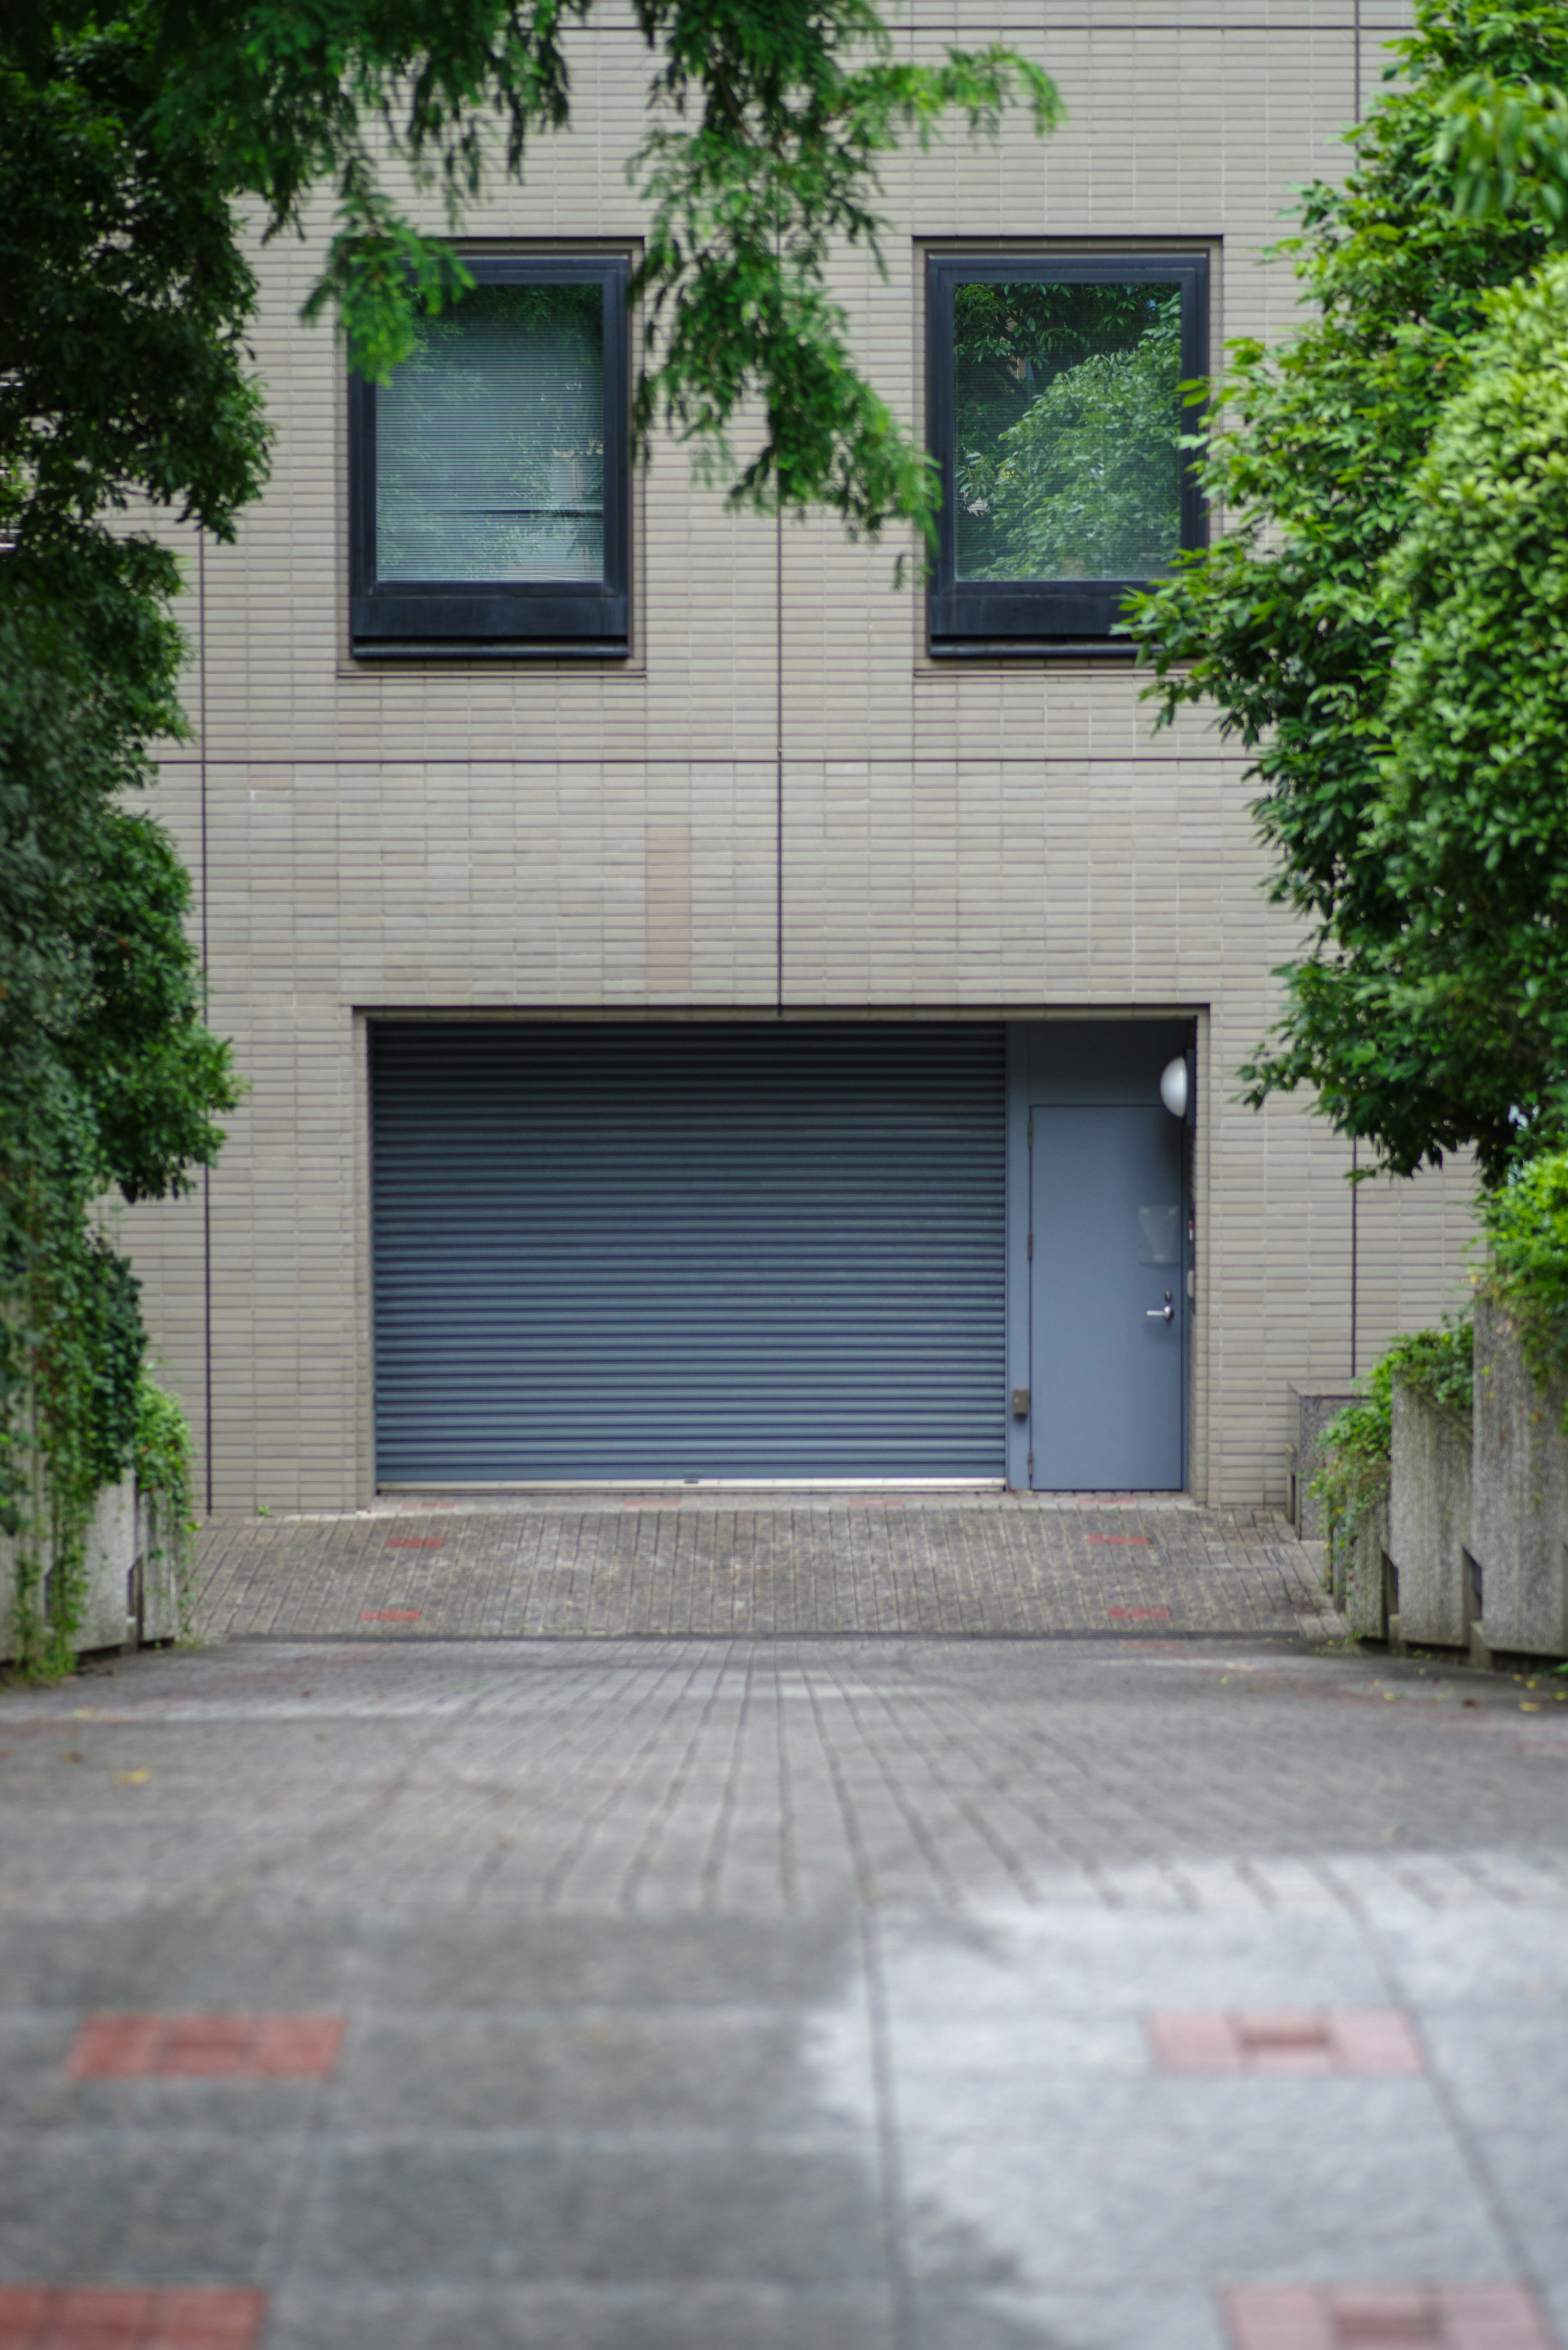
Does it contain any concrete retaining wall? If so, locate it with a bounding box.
[1334,1483,1391,1642]
[1388,1380,1473,1652]
[1469,1294,1568,1660]
[1290,1387,1361,1541]
[0,1478,180,1666]
[133,1492,184,1646]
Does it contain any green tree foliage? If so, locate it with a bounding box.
[630,23,1058,537]
[1439,56,1568,232]
[1,28,259,1658]
[1127,0,1568,1184]
[1365,258,1568,1166]
[1,16,269,539]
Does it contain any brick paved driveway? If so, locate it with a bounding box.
[192,1492,1336,1643]
[4,1597,1568,2350]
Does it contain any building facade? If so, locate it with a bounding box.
[120,0,1471,1513]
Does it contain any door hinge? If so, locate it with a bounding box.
[1027,1116,1033,1149]
[1027,1230,1033,1260]
[1027,1450,1034,1480]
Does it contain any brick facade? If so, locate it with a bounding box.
[117,0,1470,1512]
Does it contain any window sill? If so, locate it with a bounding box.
[924,637,1138,663]
[349,640,632,664]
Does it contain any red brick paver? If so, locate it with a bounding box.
[1223,2284,1556,2348]
[1150,2010,1426,2076]
[68,2014,345,2080]
[1107,1605,1172,1623]
[359,1609,421,1624]
[0,2287,266,2348]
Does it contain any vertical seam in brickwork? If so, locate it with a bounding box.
[1351,1136,1359,1380]
[198,528,213,1516]
[776,498,784,1015]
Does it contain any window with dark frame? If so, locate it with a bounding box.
[350,254,630,659]
[926,252,1208,656]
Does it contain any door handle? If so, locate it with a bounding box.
[1146,1294,1174,1324]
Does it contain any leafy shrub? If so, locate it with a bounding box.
[3,1223,147,1679]
[1476,1148,1568,1421]
[1312,1317,1474,1549]
[1383,1318,1475,1420]
[133,1376,197,1638]
[1314,1364,1394,1553]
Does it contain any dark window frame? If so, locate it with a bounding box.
[926,250,1208,658]
[349,252,630,661]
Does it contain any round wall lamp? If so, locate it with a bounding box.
[1159,1055,1189,1120]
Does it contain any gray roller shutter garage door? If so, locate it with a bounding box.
[371,1021,1005,1483]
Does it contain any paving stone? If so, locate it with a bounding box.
[1222,2284,1556,2350]
[0,2141,301,2281]
[0,1920,353,2013]
[67,2017,345,2082]
[0,2287,266,2349]
[332,2011,869,2134]
[894,2083,1499,2287]
[296,2140,889,2285]
[261,2283,897,2350]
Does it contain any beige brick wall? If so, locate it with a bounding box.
[120,0,1470,1512]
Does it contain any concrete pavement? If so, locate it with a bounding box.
[1,1510,1566,2349]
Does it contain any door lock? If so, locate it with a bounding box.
[1011,1387,1031,1418]
[1146,1291,1174,1325]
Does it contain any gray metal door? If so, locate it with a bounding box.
[371,1021,1005,1484]
[1029,1103,1184,1489]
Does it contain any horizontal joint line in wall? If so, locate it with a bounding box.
[499,16,1363,27]
[160,754,1256,769]
[555,16,1367,26]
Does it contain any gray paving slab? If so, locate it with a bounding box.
[1413,2009,1568,2288]
[262,2282,899,2350]
[2,1613,1566,2350]
[914,2286,1228,2350]
[330,2009,871,2134]
[893,2086,1503,2282]
[873,1909,1396,2022]
[298,2137,892,2284]
[0,2133,308,2278]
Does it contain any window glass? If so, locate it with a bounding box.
[374,283,605,585]
[951,280,1184,583]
